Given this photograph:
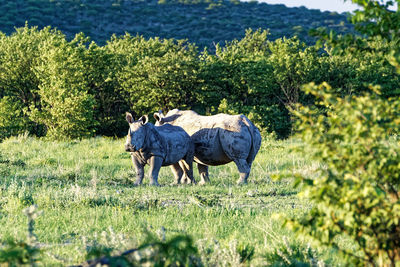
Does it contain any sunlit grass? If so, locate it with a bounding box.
[0,135,341,265]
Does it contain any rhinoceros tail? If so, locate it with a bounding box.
[240,115,262,166]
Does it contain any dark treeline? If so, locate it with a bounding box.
[0,0,353,49]
[0,25,399,140]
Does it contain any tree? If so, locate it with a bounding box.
[284,1,400,265]
[200,30,323,138]
[290,83,400,265]
[200,29,289,137]
[0,25,64,138]
[111,35,201,117]
[30,34,97,139]
[267,36,323,107]
[0,97,27,139]
[86,42,129,137]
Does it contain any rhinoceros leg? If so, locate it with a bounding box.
[198,163,210,185]
[131,155,145,186]
[178,160,195,184]
[233,159,251,185]
[148,156,163,186]
[170,163,183,185]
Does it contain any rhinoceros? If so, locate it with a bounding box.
[154,109,262,184]
[125,113,195,186]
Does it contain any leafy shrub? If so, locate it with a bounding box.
[0,97,27,140]
[267,37,321,108]
[112,36,201,116]
[85,42,129,137]
[30,34,97,139]
[319,38,400,98]
[0,238,41,266]
[288,82,400,265]
[200,29,292,138]
[285,1,400,264]
[0,25,61,137]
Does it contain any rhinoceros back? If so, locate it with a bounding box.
[164,110,261,166]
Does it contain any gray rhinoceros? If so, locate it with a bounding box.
[125,112,195,186]
[154,109,262,184]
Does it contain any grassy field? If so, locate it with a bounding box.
[0,135,341,266]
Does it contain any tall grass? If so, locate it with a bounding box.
[0,135,341,265]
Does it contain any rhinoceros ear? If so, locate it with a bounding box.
[139,115,148,125]
[153,112,164,123]
[126,112,134,124]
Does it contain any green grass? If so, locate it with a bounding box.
[0,135,340,265]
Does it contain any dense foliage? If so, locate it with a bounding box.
[0,0,353,49]
[291,83,400,265]
[110,36,201,115]
[0,23,399,139]
[286,0,400,265]
[31,34,98,139]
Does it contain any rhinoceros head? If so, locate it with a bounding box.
[125,113,148,152]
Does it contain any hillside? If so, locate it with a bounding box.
[0,0,353,48]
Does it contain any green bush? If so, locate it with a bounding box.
[0,239,41,265]
[281,2,400,265]
[0,97,27,140]
[200,30,324,138]
[0,25,61,137]
[109,35,201,117]
[30,34,97,139]
[0,22,399,139]
[86,42,129,137]
[267,37,322,107]
[289,83,400,265]
[200,29,291,137]
[320,38,400,98]
[125,41,200,114]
